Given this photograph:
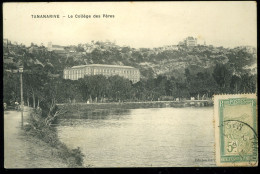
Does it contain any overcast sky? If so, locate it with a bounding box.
[3,2,257,48]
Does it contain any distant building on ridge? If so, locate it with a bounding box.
[3,38,11,48]
[178,36,197,47]
[48,42,65,51]
[48,42,67,55]
[184,36,197,47]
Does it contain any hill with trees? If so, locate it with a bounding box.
[3,40,257,110]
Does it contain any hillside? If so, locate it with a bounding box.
[3,40,257,106]
[3,40,257,80]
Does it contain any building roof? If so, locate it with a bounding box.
[69,64,137,69]
[52,45,65,48]
[186,36,197,40]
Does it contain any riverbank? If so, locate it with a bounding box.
[4,107,85,168]
[4,108,67,168]
[57,100,213,118]
[58,100,213,109]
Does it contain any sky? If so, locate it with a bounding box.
[3,2,257,48]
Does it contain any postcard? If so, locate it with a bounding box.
[3,2,257,168]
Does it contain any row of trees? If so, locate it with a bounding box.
[4,63,257,113]
[3,40,257,118]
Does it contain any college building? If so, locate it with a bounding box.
[63,64,141,83]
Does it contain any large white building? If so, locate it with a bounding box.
[64,64,140,83]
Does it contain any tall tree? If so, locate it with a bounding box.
[212,64,232,92]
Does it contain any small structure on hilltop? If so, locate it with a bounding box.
[47,42,67,55]
[178,36,198,47]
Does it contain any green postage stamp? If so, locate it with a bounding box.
[214,94,258,166]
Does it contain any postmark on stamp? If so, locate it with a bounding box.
[214,94,258,166]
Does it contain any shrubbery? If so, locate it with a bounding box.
[24,109,85,167]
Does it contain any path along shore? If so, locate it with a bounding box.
[4,107,67,168]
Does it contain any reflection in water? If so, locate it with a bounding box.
[62,108,130,120]
[83,109,130,120]
[57,107,215,167]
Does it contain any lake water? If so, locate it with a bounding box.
[57,107,215,167]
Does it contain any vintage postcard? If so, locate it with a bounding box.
[214,94,258,166]
[3,2,257,168]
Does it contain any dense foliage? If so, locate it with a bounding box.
[3,41,257,109]
[24,109,85,167]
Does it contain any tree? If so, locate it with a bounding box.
[228,48,256,75]
[84,75,108,101]
[165,80,174,96]
[230,75,242,93]
[44,98,68,126]
[132,80,146,101]
[23,71,47,108]
[212,64,232,92]
[240,74,257,93]
[108,76,132,102]
[3,71,20,105]
[154,75,167,97]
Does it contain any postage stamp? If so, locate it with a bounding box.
[214,94,258,166]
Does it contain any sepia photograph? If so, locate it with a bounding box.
[3,1,257,168]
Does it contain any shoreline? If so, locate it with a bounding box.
[4,108,67,168]
[57,100,213,119]
[4,107,85,168]
[57,100,213,109]
[23,108,85,167]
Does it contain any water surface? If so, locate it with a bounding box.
[57,107,215,167]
